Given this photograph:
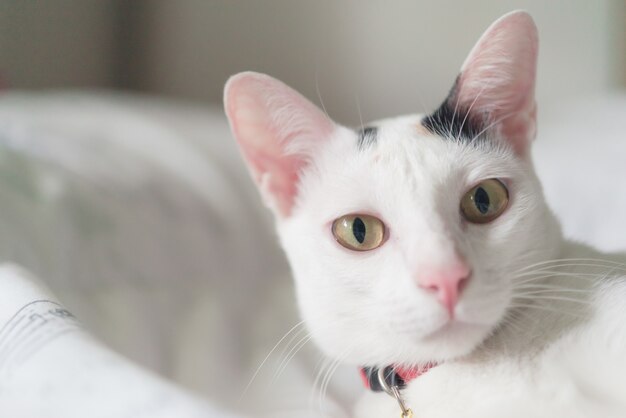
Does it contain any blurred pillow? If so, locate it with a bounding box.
[534,94,626,252]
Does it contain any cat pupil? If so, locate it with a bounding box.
[474,187,490,214]
[352,217,366,244]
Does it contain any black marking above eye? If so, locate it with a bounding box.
[421,75,486,142]
[352,217,366,243]
[357,126,378,149]
[474,187,490,214]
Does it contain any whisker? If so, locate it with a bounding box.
[512,285,593,295]
[238,320,307,401]
[448,89,462,139]
[514,258,626,274]
[309,355,333,414]
[517,265,626,276]
[314,67,331,120]
[456,83,488,141]
[496,309,527,334]
[513,271,610,284]
[318,357,341,414]
[517,267,626,280]
[272,332,314,384]
[467,110,519,143]
[514,294,592,305]
[318,346,353,415]
[355,94,366,134]
[273,324,310,376]
[507,303,586,319]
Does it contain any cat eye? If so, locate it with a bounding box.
[332,214,386,251]
[460,179,509,224]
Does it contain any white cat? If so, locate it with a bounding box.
[224,11,626,418]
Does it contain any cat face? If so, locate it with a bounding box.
[224,11,560,367]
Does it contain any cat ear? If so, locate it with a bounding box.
[427,11,538,155]
[224,72,336,218]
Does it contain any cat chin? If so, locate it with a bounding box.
[415,321,493,360]
[311,320,493,366]
[382,322,493,364]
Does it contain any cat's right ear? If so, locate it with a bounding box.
[224,72,336,219]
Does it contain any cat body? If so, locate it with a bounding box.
[224,11,626,417]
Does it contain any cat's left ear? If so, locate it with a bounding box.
[427,11,538,156]
[224,72,336,218]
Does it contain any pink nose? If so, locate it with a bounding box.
[416,261,471,317]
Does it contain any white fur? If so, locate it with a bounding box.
[278,113,558,364]
[273,114,626,417]
[224,11,626,417]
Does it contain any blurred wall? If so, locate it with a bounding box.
[1,1,625,125]
[617,0,626,87]
[0,1,121,88]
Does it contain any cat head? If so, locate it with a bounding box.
[224,11,560,367]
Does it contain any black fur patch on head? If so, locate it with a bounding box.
[421,76,486,142]
[356,126,378,149]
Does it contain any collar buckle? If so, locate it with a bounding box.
[376,368,413,418]
[360,366,406,392]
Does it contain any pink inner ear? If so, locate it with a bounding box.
[224,72,335,217]
[455,11,538,154]
[245,146,302,216]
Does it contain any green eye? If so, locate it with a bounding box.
[332,214,386,251]
[460,179,509,224]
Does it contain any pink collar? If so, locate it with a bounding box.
[359,363,437,392]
